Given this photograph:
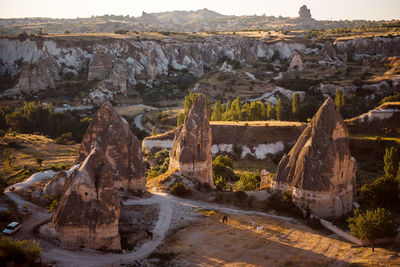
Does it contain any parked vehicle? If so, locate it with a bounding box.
[2,222,21,235]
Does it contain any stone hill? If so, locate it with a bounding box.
[53,101,145,250]
[78,101,146,191]
[169,94,214,187]
[53,148,121,250]
[271,98,357,218]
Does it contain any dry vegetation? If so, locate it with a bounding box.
[160,212,400,266]
[0,133,79,180]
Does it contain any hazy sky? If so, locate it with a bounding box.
[1,0,399,20]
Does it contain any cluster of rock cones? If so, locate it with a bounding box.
[50,94,356,250]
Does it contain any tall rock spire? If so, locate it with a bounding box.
[271,97,357,217]
[169,94,214,187]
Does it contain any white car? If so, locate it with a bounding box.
[2,222,21,235]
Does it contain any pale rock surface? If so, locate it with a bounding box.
[287,53,304,72]
[88,50,113,81]
[271,98,357,218]
[169,94,214,187]
[16,51,60,93]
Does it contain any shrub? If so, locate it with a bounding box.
[266,191,303,218]
[0,236,42,264]
[48,199,59,213]
[214,176,226,192]
[55,132,74,145]
[348,208,395,251]
[114,29,129,34]
[358,175,400,211]
[170,182,191,197]
[212,155,235,183]
[234,172,260,191]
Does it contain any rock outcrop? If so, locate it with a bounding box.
[53,148,121,250]
[298,5,312,21]
[88,50,113,81]
[271,98,357,218]
[53,101,146,250]
[16,50,60,93]
[169,94,214,187]
[287,53,304,72]
[43,171,68,197]
[78,101,146,191]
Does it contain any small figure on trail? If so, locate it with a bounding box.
[145,229,153,239]
[222,215,228,223]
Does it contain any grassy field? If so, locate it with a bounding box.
[0,133,79,184]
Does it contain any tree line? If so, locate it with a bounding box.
[0,102,92,142]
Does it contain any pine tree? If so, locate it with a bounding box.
[211,101,223,121]
[335,89,345,113]
[177,112,185,126]
[384,146,399,178]
[292,93,300,117]
[276,98,282,121]
[267,101,275,120]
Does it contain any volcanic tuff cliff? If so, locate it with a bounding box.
[169,94,214,186]
[1,35,399,94]
[271,98,357,218]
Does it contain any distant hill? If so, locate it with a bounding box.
[150,8,228,23]
[0,6,393,35]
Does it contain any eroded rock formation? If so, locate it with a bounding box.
[299,5,312,21]
[53,148,121,250]
[271,98,357,218]
[78,101,146,191]
[88,50,113,81]
[53,101,146,250]
[287,53,304,72]
[169,94,214,187]
[16,50,60,93]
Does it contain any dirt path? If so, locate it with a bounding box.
[134,113,149,133]
[8,189,380,266]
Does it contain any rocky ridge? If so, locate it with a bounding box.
[271,98,357,218]
[169,94,214,187]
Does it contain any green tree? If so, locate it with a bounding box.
[384,146,399,178]
[0,236,42,264]
[234,172,260,191]
[151,127,158,136]
[267,101,275,120]
[358,175,400,210]
[276,98,283,121]
[177,112,185,126]
[335,89,345,113]
[212,155,234,185]
[292,93,300,117]
[211,101,223,121]
[348,208,395,251]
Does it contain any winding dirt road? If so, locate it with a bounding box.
[5,189,299,266]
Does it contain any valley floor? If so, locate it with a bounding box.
[5,186,400,266]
